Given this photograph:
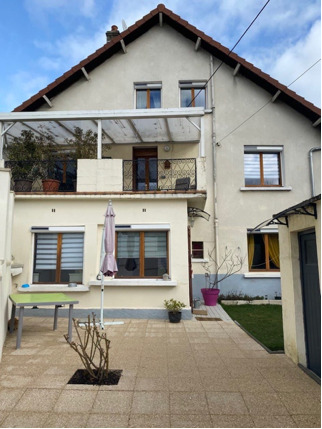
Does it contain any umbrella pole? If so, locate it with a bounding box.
[98,220,124,329]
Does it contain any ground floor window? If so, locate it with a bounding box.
[248,232,280,271]
[116,231,168,277]
[33,232,84,283]
[192,241,204,259]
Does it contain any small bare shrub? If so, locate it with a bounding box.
[64,313,110,383]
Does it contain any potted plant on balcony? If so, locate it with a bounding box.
[37,128,60,192]
[4,130,43,192]
[164,298,186,323]
[65,127,98,190]
[201,246,245,306]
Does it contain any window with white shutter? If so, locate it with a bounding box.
[33,232,84,283]
[244,146,283,187]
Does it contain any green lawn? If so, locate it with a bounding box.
[221,304,284,351]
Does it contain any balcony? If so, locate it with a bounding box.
[123,158,196,191]
[5,157,206,194]
[5,159,77,192]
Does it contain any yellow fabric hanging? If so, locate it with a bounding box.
[268,234,280,268]
[248,234,255,270]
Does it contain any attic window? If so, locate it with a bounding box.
[179,81,206,108]
[135,83,161,109]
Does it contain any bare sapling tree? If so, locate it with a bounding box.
[202,246,245,289]
[64,313,111,383]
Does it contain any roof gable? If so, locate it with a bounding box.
[13,3,320,123]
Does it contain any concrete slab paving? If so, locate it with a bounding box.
[0,316,320,428]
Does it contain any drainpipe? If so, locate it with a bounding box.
[210,55,220,285]
[309,147,321,197]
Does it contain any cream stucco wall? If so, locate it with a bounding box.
[279,201,321,366]
[0,168,14,360]
[11,196,190,309]
[212,60,321,272]
[39,25,211,112]
[9,20,320,306]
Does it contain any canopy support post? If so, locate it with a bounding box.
[97,119,102,159]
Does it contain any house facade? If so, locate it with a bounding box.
[0,4,320,321]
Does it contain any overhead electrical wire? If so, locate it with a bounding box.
[216,58,321,145]
[187,0,272,107]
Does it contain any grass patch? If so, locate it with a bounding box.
[221,304,284,351]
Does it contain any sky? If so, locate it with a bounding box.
[0,0,320,112]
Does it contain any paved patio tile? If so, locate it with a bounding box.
[14,389,61,412]
[206,392,249,415]
[170,413,213,428]
[129,413,170,428]
[242,392,289,415]
[32,374,70,389]
[44,412,89,428]
[291,414,321,428]
[0,412,8,427]
[278,391,321,415]
[168,376,204,392]
[210,414,255,427]
[87,413,129,428]
[53,390,97,413]
[170,392,209,415]
[267,375,321,394]
[1,317,321,428]
[200,377,238,392]
[131,391,169,414]
[92,391,133,414]
[0,411,50,428]
[135,377,168,391]
[251,414,297,428]
[0,375,34,389]
[235,378,275,393]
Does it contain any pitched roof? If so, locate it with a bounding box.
[14,3,321,123]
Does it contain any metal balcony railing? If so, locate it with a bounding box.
[5,160,77,192]
[123,158,196,191]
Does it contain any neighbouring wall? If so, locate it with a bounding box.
[0,167,14,361]
[279,201,321,366]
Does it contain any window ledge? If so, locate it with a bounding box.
[17,284,89,292]
[89,279,177,287]
[240,186,292,191]
[192,258,208,263]
[244,272,280,279]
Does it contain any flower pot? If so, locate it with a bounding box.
[168,311,182,323]
[42,179,60,192]
[14,179,32,192]
[201,288,220,306]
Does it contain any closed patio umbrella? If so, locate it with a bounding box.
[99,200,123,328]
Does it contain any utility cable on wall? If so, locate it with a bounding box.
[188,0,272,107]
[216,58,321,145]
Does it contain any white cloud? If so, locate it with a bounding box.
[4,71,50,111]
[269,20,321,106]
[24,0,99,24]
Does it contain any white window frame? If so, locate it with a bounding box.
[31,226,85,285]
[134,82,162,109]
[179,81,207,108]
[247,228,280,273]
[243,145,285,188]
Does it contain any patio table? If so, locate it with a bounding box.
[9,293,79,349]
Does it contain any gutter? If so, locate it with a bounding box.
[309,147,321,197]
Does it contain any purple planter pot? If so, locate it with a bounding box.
[201,288,220,306]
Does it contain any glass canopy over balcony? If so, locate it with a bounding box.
[0,108,204,158]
